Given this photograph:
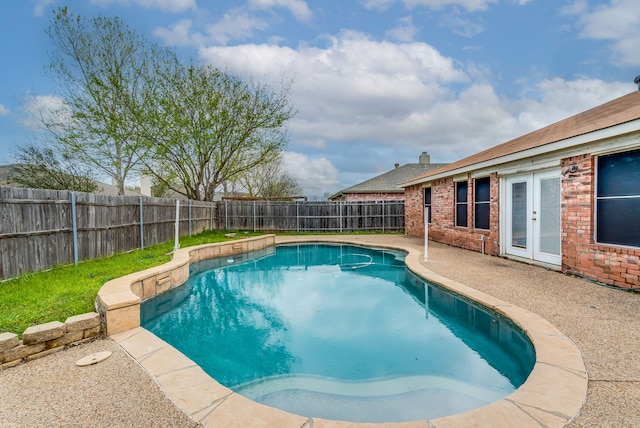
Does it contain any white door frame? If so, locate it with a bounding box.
[501,170,562,266]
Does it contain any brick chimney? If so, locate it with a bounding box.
[419,152,430,164]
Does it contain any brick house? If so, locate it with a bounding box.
[401,90,640,288]
[330,152,447,201]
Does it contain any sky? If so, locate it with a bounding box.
[0,0,639,198]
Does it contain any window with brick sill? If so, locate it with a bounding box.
[455,181,468,228]
[596,148,640,248]
[474,177,490,230]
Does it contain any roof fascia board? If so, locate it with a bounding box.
[491,159,561,177]
[401,119,640,187]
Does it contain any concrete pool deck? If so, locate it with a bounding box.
[2,235,640,426]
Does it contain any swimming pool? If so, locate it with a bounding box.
[142,243,535,423]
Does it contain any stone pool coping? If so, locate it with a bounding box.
[100,236,587,427]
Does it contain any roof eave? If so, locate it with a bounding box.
[400,118,640,187]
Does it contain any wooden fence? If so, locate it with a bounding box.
[0,187,215,281]
[0,187,404,280]
[220,200,405,233]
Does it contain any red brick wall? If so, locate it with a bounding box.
[405,174,499,255]
[406,155,639,288]
[345,193,405,201]
[561,155,640,288]
[404,184,424,236]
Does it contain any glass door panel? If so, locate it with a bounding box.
[538,177,561,255]
[511,182,528,248]
[505,175,532,259]
[533,173,562,265]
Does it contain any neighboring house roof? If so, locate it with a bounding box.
[402,90,640,186]
[330,160,448,199]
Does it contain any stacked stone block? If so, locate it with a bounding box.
[0,312,101,369]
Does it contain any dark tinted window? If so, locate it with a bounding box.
[596,149,640,247]
[456,181,468,227]
[475,177,490,202]
[597,149,640,197]
[474,177,490,230]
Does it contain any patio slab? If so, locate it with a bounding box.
[104,235,588,427]
[5,234,640,426]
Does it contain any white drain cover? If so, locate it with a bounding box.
[75,351,112,367]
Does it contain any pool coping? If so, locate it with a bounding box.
[100,236,587,427]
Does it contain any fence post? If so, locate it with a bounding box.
[339,201,343,233]
[210,203,213,231]
[139,197,144,250]
[253,201,257,232]
[70,192,78,265]
[188,199,192,236]
[382,200,385,233]
[296,201,300,233]
[224,200,228,230]
[174,200,180,252]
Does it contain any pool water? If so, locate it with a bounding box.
[142,244,535,423]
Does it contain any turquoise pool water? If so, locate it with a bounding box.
[142,243,535,423]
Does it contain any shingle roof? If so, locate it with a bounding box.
[402,90,640,185]
[331,162,448,198]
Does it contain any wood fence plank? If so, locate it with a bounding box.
[0,186,403,280]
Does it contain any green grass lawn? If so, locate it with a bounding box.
[0,230,259,336]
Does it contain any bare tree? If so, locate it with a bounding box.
[141,64,295,201]
[44,7,174,194]
[235,155,302,199]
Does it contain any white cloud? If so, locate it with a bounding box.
[199,29,636,194]
[205,9,270,45]
[0,104,9,116]
[515,78,632,131]
[404,0,498,12]
[561,0,588,16]
[282,152,339,197]
[439,8,485,37]
[201,31,468,152]
[20,95,71,131]
[33,0,56,17]
[153,19,197,47]
[386,16,419,42]
[249,0,313,22]
[89,0,196,13]
[361,0,395,12]
[573,0,640,66]
[362,0,499,12]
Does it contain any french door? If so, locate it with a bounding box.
[505,171,561,265]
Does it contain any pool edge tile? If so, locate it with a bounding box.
[156,365,233,416]
[108,236,588,428]
[201,392,308,428]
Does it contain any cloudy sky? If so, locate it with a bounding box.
[0,0,639,198]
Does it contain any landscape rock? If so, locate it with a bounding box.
[22,321,66,345]
[0,332,19,352]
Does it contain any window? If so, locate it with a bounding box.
[474,177,490,230]
[596,148,640,247]
[455,181,468,227]
[424,187,432,224]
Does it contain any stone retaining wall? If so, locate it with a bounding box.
[96,235,276,335]
[0,312,101,369]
